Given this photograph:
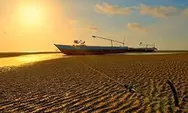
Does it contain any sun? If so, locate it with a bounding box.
[19,5,43,25]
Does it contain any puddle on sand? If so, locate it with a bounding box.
[0,53,66,67]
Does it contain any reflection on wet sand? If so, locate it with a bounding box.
[0,53,65,67]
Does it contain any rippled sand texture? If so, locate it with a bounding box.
[0,54,188,112]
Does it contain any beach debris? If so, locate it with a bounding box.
[82,62,139,93]
[167,80,179,107]
[84,62,144,97]
[124,84,136,93]
[183,94,188,102]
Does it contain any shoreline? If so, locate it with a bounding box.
[0,51,188,58]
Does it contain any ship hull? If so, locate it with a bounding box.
[128,47,157,52]
[54,44,157,55]
[54,44,129,55]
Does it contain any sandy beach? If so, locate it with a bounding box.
[0,53,188,112]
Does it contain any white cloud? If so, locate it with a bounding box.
[139,4,179,18]
[95,2,134,15]
[127,23,149,32]
[182,8,188,17]
[90,26,98,31]
[95,3,188,19]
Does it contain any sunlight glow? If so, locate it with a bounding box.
[17,55,40,63]
[18,4,43,25]
[0,54,64,67]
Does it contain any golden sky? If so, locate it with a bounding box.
[0,0,188,51]
[1,0,77,52]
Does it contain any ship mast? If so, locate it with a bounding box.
[92,35,125,47]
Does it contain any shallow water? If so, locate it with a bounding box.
[0,53,65,67]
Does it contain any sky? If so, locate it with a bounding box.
[0,0,188,51]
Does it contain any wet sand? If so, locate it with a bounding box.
[0,53,65,67]
[0,52,60,58]
[0,53,188,112]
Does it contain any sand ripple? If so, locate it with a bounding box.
[0,54,188,112]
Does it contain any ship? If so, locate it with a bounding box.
[54,36,157,55]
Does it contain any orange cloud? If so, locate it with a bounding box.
[127,23,149,32]
[139,4,179,18]
[95,3,188,19]
[95,2,134,15]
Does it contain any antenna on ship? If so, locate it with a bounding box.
[123,36,125,47]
